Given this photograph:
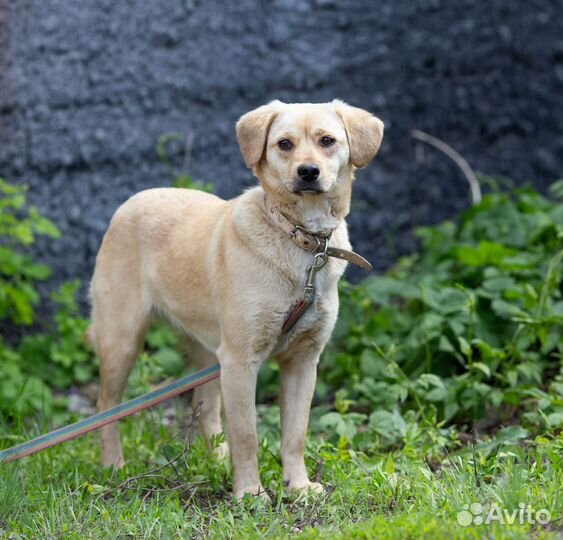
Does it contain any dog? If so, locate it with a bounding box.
[88,100,384,500]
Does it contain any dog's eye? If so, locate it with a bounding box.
[320,136,335,148]
[277,139,293,151]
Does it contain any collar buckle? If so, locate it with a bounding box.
[290,225,330,254]
[289,224,309,238]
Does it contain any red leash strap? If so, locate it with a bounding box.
[281,289,315,333]
[281,250,329,334]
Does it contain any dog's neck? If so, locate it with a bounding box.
[262,187,351,237]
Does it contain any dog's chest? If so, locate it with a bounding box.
[265,255,344,355]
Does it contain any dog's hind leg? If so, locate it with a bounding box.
[183,336,228,458]
[90,281,150,468]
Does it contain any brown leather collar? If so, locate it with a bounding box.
[265,200,373,271]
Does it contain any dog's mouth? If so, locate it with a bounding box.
[294,188,326,195]
[291,180,328,195]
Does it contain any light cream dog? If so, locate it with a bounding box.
[89,100,383,500]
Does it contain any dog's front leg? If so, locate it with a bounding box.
[218,346,267,501]
[278,351,324,494]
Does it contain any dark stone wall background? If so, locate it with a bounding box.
[1,0,562,295]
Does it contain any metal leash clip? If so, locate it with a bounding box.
[281,240,329,334]
[304,244,329,296]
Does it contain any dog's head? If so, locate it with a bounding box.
[236,100,384,200]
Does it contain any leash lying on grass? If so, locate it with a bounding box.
[0,363,221,464]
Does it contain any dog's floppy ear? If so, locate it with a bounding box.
[236,101,282,169]
[333,100,384,169]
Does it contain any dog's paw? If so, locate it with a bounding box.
[101,455,126,469]
[234,485,271,504]
[286,480,324,496]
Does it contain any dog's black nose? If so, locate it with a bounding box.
[297,164,320,182]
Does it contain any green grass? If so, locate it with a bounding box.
[2,402,563,539]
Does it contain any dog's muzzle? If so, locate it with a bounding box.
[293,164,326,194]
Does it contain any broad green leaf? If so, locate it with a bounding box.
[471,362,491,378]
[369,409,406,441]
[458,337,472,358]
[359,349,387,378]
